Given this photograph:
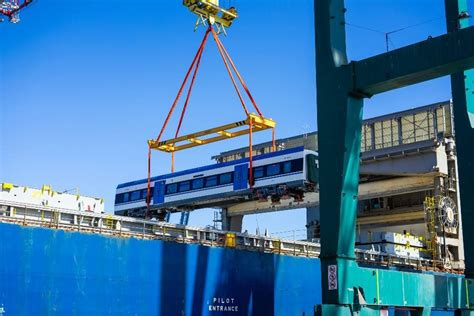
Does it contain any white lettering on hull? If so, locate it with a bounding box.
[207,297,239,313]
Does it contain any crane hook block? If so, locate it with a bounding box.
[183,0,237,28]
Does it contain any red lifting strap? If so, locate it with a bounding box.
[211,27,264,118]
[154,28,211,145]
[146,27,211,214]
[175,31,209,139]
[210,27,250,116]
[146,25,270,216]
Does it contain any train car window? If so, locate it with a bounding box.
[179,181,191,192]
[192,178,204,190]
[219,173,232,184]
[166,183,178,195]
[306,154,319,184]
[141,189,154,199]
[130,190,141,201]
[205,176,218,187]
[282,161,292,173]
[123,192,130,203]
[254,167,264,178]
[115,194,123,204]
[291,159,304,172]
[267,163,281,176]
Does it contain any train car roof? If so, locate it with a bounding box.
[117,146,309,189]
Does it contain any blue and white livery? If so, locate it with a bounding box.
[114,146,318,218]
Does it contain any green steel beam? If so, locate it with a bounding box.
[315,0,365,310]
[445,0,474,278]
[315,0,474,313]
[315,0,361,262]
[352,25,474,96]
[316,263,474,313]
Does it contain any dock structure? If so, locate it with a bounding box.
[213,101,464,270]
[313,0,474,313]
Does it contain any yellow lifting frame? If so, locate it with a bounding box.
[144,5,274,214]
[148,113,276,153]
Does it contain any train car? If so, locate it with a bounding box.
[114,146,318,218]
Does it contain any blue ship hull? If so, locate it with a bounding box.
[0,222,322,315]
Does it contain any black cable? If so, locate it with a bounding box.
[346,16,446,51]
[345,22,385,34]
[346,16,444,35]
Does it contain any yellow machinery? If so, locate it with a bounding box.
[183,0,237,29]
[149,113,275,153]
[424,196,439,261]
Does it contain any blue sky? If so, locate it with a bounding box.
[1,0,470,236]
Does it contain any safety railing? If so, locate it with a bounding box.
[0,199,316,258]
[0,199,461,272]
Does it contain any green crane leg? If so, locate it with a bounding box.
[445,0,474,278]
[317,86,363,260]
[315,0,365,309]
[315,0,474,313]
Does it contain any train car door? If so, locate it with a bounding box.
[233,164,248,190]
[153,180,166,205]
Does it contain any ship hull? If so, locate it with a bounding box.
[0,222,322,315]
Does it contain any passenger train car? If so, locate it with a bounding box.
[114,146,318,218]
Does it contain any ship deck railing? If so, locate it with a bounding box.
[0,199,461,273]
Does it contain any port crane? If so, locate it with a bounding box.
[0,0,32,23]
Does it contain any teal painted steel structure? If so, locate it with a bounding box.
[445,0,474,280]
[314,0,474,314]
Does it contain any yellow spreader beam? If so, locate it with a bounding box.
[148,114,276,153]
